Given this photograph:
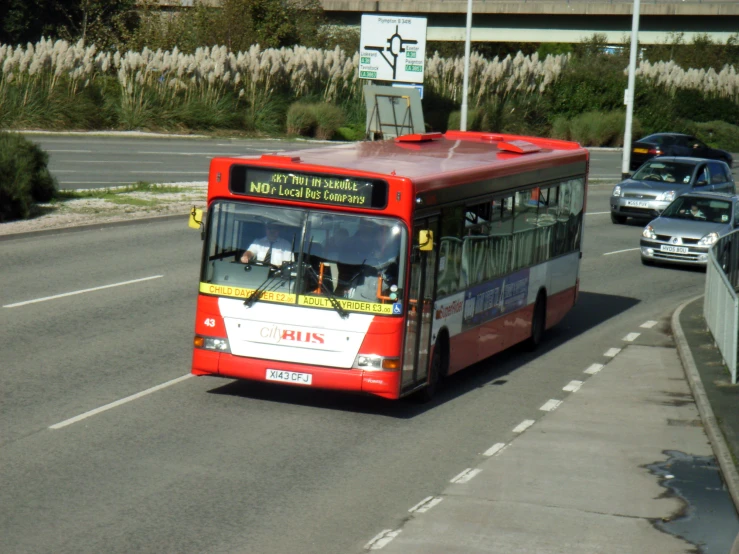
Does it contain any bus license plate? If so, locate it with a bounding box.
[625,200,649,208]
[266,369,312,385]
[660,245,689,254]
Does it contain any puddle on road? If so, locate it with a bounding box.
[648,451,739,554]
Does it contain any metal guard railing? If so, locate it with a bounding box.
[704,228,739,384]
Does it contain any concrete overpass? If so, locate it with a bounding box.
[320,1,739,44]
[152,1,739,45]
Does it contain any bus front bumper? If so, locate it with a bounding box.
[192,349,402,400]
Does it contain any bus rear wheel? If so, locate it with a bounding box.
[526,293,546,351]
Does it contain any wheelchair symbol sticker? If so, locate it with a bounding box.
[392,303,402,314]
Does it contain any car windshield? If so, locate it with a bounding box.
[661,197,732,223]
[632,161,694,184]
[201,201,407,315]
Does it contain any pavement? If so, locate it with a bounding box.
[367,295,739,554]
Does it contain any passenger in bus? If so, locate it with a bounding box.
[240,222,294,266]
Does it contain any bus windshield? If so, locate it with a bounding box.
[202,200,406,313]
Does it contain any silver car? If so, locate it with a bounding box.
[611,157,735,224]
[640,192,739,267]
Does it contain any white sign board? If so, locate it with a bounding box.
[359,15,427,84]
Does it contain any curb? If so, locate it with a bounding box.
[672,295,739,513]
[0,213,188,242]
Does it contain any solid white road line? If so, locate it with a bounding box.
[584,363,604,374]
[623,332,641,342]
[603,247,641,256]
[49,373,193,429]
[3,275,163,308]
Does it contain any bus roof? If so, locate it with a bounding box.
[220,131,588,195]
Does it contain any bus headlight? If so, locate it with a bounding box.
[353,355,401,371]
[194,335,231,353]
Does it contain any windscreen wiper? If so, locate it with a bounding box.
[244,270,281,308]
[305,264,349,319]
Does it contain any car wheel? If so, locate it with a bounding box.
[611,213,627,224]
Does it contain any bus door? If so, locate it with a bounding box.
[401,217,438,393]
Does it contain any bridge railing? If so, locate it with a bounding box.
[704,228,739,384]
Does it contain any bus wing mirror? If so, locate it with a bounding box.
[188,207,205,240]
[419,229,434,251]
[188,207,203,229]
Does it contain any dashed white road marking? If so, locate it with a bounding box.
[3,275,163,308]
[408,496,443,514]
[563,380,584,392]
[623,332,640,342]
[49,374,193,429]
[540,399,562,412]
[641,320,658,328]
[604,347,622,357]
[365,529,402,550]
[585,363,604,374]
[603,247,640,256]
[483,442,507,457]
[512,419,535,433]
[450,468,482,484]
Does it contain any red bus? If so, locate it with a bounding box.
[189,131,588,400]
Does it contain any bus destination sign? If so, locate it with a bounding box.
[230,166,388,209]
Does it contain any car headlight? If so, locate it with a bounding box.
[656,190,676,202]
[612,185,622,197]
[642,225,656,239]
[698,232,719,246]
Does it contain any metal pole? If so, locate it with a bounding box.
[460,0,473,131]
[621,0,641,179]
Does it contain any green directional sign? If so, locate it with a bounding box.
[360,70,378,79]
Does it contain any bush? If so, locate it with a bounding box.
[286,103,318,136]
[687,120,739,152]
[551,110,642,147]
[312,103,346,140]
[0,132,58,222]
[447,109,483,131]
[286,102,346,139]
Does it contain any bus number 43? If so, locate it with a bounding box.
[204,318,216,327]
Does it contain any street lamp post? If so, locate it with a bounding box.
[621,0,641,179]
[460,0,473,131]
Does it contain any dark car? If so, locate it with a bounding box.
[630,133,733,170]
[611,157,735,224]
[640,191,739,267]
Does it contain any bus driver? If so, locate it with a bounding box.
[240,222,294,267]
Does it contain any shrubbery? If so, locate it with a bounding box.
[286,102,346,140]
[0,132,57,222]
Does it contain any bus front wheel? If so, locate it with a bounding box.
[417,346,442,403]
